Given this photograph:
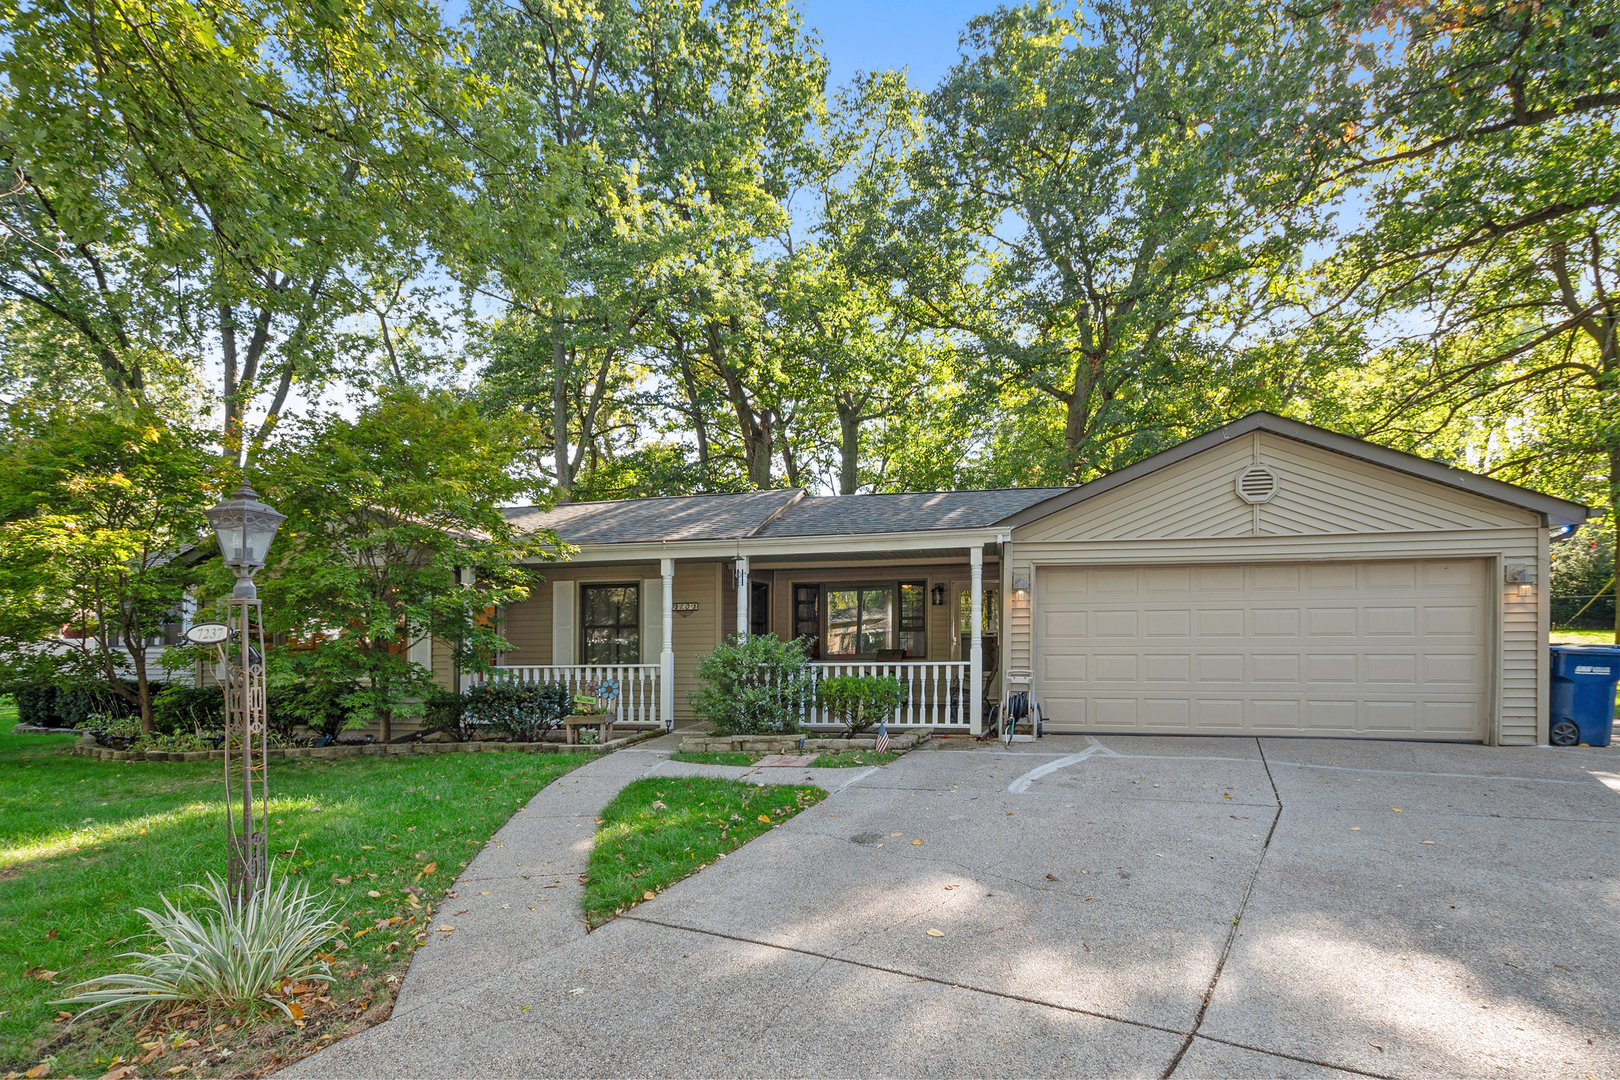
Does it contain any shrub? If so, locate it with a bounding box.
[12,683,61,727]
[422,688,469,740]
[57,871,340,1020]
[816,674,905,736]
[463,680,569,741]
[689,634,813,736]
[87,713,145,749]
[152,684,226,735]
[266,680,359,742]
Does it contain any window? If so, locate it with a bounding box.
[793,584,821,658]
[827,587,894,657]
[750,580,770,638]
[581,584,639,664]
[898,582,927,658]
[958,588,1001,634]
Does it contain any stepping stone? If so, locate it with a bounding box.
[755,754,818,767]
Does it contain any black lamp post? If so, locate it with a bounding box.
[203,485,285,902]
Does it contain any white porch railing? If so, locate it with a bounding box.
[465,664,662,726]
[805,660,973,729]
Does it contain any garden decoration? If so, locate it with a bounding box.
[201,484,285,905]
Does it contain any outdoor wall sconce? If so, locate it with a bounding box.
[931,584,947,606]
[1013,573,1031,599]
[1504,564,1537,595]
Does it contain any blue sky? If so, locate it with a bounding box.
[798,0,986,89]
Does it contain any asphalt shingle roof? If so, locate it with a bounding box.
[503,486,1072,546]
[502,489,802,545]
[753,488,1071,537]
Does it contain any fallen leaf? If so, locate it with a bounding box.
[642,890,656,900]
[568,987,586,995]
[99,1067,139,1080]
[438,925,456,933]
[166,1067,188,1076]
[367,890,382,898]
[944,884,960,890]
[479,891,491,896]
[1350,827,1361,831]
[911,839,923,846]
[287,1002,303,1021]
[758,814,771,823]
[890,832,903,837]
[1392,808,1402,813]
[1222,793,1231,799]
[44,929,56,941]
[926,928,945,938]
[140,1048,162,1065]
[1420,840,1436,845]
[176,1039,199,1050]
[335,876,352,884]
[415,862,437,879]
[25,968,58,982]
[1370,1043,1383,1051]
[24,1066,50,1079]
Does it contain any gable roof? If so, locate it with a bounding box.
[503,489,804,545]
[998,412,1589,530]
[753,488,1069,537]
[504,486,1070,546]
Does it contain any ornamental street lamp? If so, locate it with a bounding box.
[202,485,285,903]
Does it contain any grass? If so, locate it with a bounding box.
[666,751,761,766]
[0,702,586,1078]
[1551,628,1617,645]
[808,749,903,768]
[582,777,824,928]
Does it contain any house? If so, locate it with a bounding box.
[438,413,1586,746]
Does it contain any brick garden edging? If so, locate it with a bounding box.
[69,726,667,764]
[678,730,930,754]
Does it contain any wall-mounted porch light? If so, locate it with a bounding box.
[931,584,946,606]
[1013,573,1030,599]
[1505,564,1537,595]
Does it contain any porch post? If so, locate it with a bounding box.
[660,558,675,730]
[734,556,750,639]
[970,546,984,735]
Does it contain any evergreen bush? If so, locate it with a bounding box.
[689,634,813,736]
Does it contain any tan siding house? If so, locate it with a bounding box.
[459,414,1584,747]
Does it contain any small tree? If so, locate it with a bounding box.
[689,634,815,736]
[0,408,214,733]
[250,387,564,741]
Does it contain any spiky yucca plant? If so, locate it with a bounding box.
[58,872,341,1019]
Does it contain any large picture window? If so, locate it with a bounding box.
[826,587,893,657]
[581,584,640,664]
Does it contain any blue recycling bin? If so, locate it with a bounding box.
[1548,644,1620,747]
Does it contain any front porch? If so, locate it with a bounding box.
[474,545,1006,732]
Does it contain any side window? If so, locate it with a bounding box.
[898,582,926,658]
[793,584,821,658]
[750,580,769,638]
[581,584,640,664]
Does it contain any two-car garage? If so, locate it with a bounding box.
[1002,415,1587,746]
[1032,559,1490,740]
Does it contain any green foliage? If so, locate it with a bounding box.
[815,674,905,737]
[809,749,902,768]
[689,634,814,736]
[251,386,559,741]
[152,685,227,736]
[421,688,470,740]
[11,684,60,728]
[0,408,214,732]
[583,777,825,927]
[58,872,341,1021]
[462,681,570,741]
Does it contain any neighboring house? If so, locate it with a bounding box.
[430,413,1586,746]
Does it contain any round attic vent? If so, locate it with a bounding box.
[1236,464,1280,504]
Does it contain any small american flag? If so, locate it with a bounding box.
[875,721,889,754]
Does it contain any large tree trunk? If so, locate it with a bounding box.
[552,331,572,502]
[836,394,862,495]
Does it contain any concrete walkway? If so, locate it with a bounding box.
[283,734,1620,1079]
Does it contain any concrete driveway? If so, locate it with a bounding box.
[285,736,1620,1078]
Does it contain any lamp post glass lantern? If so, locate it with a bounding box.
[204,485,284,903]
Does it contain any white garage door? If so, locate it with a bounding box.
[1035,560,1489,739]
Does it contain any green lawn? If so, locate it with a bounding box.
[582,777,823,928]
[1551,628,1617,645]
[0,703,586,1077]
[666,751,761,766]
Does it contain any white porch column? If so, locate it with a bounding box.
[734,556,750,639]
[660,558,675,730]
[970,546,984,735]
